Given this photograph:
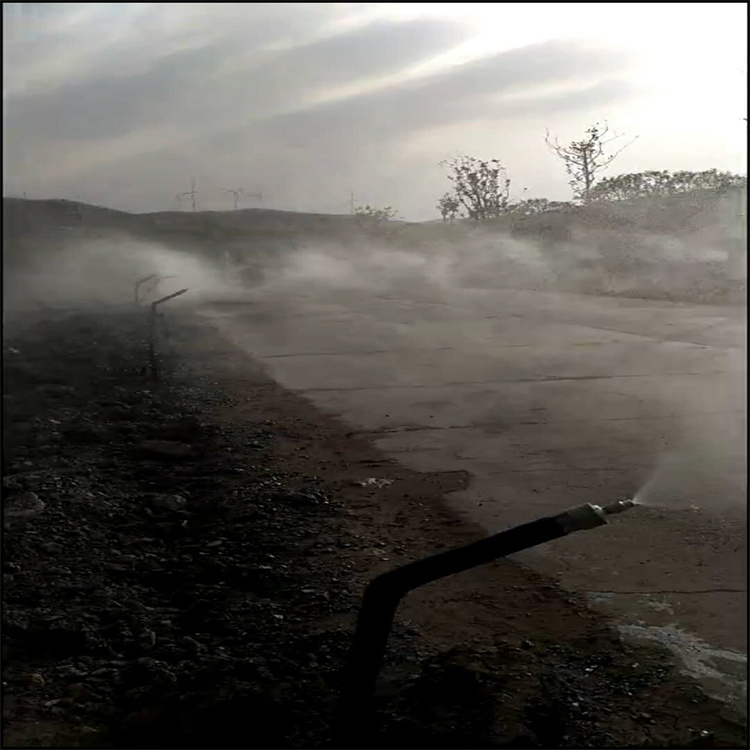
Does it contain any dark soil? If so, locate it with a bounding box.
[2,305,746,748]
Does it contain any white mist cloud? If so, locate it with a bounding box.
[4,234,233,309]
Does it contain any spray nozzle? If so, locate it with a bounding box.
[596,498,638,516]
[556,498,638,533]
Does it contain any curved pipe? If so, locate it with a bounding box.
[335,500,635,744]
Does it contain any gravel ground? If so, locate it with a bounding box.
[2,305,746,748]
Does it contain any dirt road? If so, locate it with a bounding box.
[201,285,747,713]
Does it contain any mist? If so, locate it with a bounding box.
[2,189,745,521]
[207,207,745,516]
[3,233,234,311]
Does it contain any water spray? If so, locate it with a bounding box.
[335,498,639,745]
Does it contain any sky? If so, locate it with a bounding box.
[3,2,747,220]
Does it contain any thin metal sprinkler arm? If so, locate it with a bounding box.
[147,288,188,380]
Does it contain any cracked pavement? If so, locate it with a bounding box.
[200,284,747,714]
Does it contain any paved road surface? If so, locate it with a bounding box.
[200,285,747,710]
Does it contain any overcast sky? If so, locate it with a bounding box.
[3,2,747,220]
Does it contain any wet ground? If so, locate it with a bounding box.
[201,285,747,713]
[2,302,746,748]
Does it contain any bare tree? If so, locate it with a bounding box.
[545,122,637,203]
[439,156,511,221]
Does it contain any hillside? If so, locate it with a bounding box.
[2,198,360,259]
[3,189,746,306]
[2,199,366,303]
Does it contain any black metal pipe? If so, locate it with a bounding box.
[334,500,636,745]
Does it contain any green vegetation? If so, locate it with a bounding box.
[589,169,747,202]
[353,204,401,241]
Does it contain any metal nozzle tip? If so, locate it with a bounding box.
[600,499,637,516]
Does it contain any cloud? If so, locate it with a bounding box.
[1,4,646,217]
[250,39,629,144]
[4,9,469,177]
[187,39,631,209]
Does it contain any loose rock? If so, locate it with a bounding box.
[3,492,46,519]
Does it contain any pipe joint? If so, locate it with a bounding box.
[555,499,637,533]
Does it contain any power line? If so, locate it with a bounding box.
[177,177,198,212]
[245,190,263,206]
[221,187,244,210]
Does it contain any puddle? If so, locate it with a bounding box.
[618,622,747,716]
